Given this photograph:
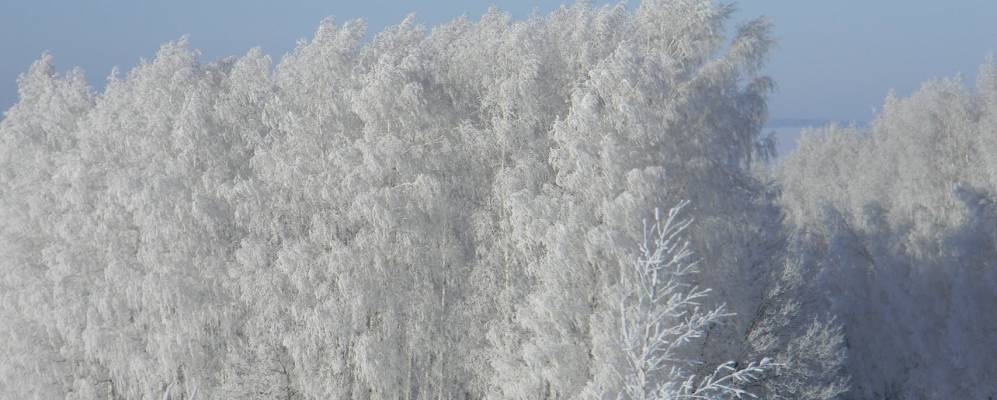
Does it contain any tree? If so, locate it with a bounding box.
[595,202,773,400]
[0,1,853,398]
[0,54,98,399]
[777,58,997,398]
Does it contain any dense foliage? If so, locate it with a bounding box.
[779,59,997,399]
[29,0,997,398]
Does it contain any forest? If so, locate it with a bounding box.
[0,0,994,399]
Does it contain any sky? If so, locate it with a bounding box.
[2,0,997,125]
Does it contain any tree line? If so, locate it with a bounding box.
[1,0,990,398]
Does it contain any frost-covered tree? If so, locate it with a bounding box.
[0,1,850,399]
[779,58,997,398]
[0,54,100,399]
[485,1,845,398]
[590,202,773,400]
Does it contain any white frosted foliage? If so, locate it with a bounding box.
[0,1,854,399]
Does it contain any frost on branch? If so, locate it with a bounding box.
[603,202,772,400]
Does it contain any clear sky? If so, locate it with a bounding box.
[2,0,997,124]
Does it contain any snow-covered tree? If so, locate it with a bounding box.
[0,54,99,399]
[0,1,852,398]
[778,58,997,398]
[592,202,774,400]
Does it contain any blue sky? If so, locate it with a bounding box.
[2,0,996,124]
